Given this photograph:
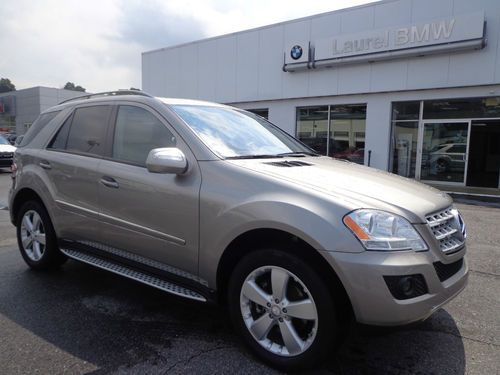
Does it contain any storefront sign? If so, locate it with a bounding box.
[284,11,485,71]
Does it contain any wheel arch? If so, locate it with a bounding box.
[11,188,48,225]
[216,228,353,322]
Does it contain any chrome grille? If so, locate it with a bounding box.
[426,207,465,255]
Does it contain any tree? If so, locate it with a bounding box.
[0,78,16,93]
[63,82,86,92]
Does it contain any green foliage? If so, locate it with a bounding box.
[63,82,86,92]
[0,78,16,93]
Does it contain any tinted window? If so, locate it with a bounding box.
[449,145,466,153]
[65,106,110,156]
[19,111,61,147]
[49,114,73,149]
[112,106,176,166]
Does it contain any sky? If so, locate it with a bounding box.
[0,0,376,93]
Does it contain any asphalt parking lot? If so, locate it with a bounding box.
[0,170,498,374]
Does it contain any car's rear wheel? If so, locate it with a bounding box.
[16,200,66,270]
[228,248,338,371]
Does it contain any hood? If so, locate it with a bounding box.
[227,156,452,223]
[0,144,16,153]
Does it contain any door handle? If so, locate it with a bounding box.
[100,176,119,189]
[39,161,51,170]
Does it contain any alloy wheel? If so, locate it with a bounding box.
[240,265,318,357]
[20,210,46,261]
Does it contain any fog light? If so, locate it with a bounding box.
[384,274,428,300]
[399,277,414,296]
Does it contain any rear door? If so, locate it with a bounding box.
[41,104,112,241]
[96,104,201,276]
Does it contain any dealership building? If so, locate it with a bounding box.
[142,0,500,192]
[0,87,84,135]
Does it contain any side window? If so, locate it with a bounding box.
[65,106,110,156]
[49,114,73,149]
[112,105,176,166]
[19,111,61,147]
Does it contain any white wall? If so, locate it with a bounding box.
[142,0,500,103]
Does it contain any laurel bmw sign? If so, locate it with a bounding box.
[284,12,486,72]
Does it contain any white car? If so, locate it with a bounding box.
[0,134,16,168]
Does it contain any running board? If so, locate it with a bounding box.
[60,248,207,302]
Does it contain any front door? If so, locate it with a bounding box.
[97,104,201,276]
[419,121,470,185]
[466,120,500,188]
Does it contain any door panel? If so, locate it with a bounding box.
[97,159,201,275]
[96,104,201,275]
[39,105,111,241]
[40,150,101,240]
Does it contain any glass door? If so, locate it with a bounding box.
[418,121,470,185]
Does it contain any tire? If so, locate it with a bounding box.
[228,248,338,371]
[16,200,67,270]
[436,159,449,173]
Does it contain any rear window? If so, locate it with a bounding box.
[19,111,61,147]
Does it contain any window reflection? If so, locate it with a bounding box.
[296,104,366,164]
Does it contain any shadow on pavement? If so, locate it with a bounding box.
[0,256,466,374]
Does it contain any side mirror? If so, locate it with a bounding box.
[146,147,188,175]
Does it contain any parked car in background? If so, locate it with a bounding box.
[428,143,467,174]
[9,91,468,371]
[0,134,16,168]
[6,133,18,145]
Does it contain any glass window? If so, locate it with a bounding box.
[423,97,500,119]
[392,101,420,121]
[391,121,418,178]
[65,106,110,156]
[296,106,329,155]
[173,105,313,158]
[420,122,469,183]
[48,114,73,150]
[329,104,366,164]
[20,111,60,147]
[247,108,269,119]
[112,106,176,166]
[296,104,366,164]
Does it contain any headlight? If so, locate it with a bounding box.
[343,209,428,251]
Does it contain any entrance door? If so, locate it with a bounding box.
[466,120,500,188]
[419,121,470,185]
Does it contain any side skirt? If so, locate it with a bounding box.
[59,239,215,303]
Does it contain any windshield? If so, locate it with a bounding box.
[171,105,316,158]
[0,135,9,145]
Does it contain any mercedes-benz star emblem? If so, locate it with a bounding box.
[290,45,303,60]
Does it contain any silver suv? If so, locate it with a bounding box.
[9,91,468,371]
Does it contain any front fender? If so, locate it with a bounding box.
[198,198,364,288]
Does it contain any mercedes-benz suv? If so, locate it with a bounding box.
[9,91,468,371]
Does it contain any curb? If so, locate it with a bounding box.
[449,193,500,208]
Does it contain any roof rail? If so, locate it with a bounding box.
[58,89,154,105]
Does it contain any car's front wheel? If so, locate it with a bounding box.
[16,200,66,270]
[228,248,338,371]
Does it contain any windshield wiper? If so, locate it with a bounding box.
[226,154,284,160]
[276,151,320,157]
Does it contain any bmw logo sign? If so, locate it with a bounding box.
[290,45,303,60]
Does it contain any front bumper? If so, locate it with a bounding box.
[321,245,468,326]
